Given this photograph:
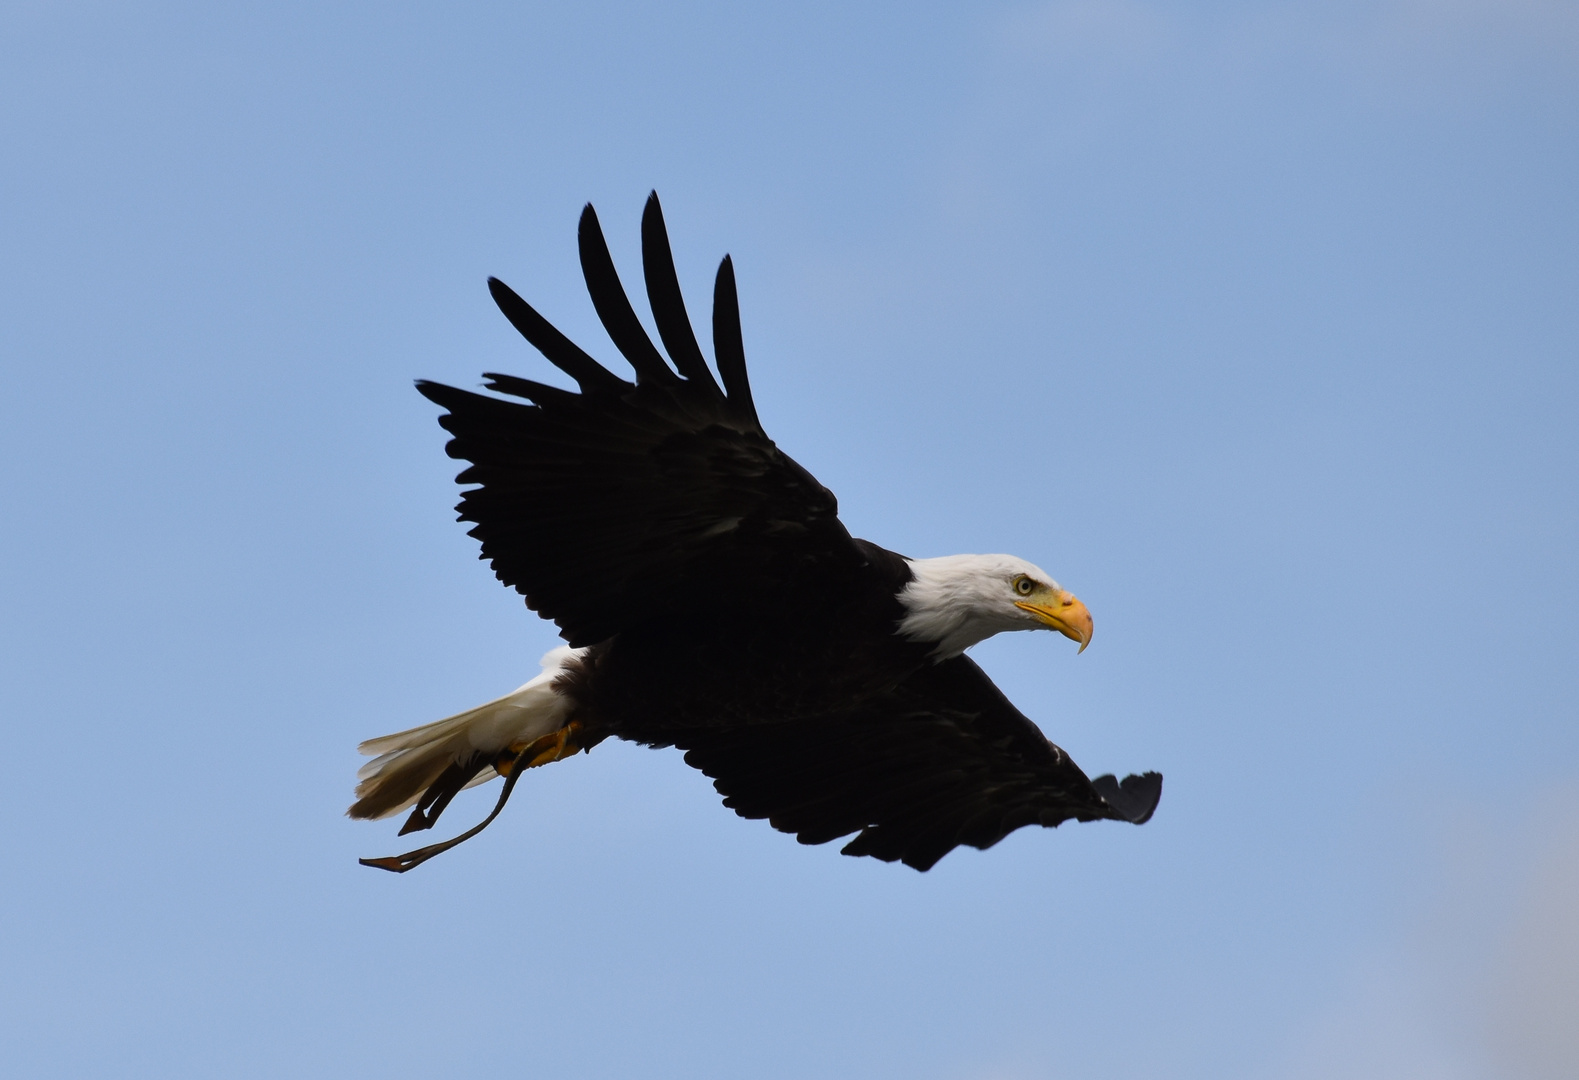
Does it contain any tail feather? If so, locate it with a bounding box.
[348,646,582,823]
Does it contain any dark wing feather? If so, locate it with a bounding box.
[578,203,680,387]
[711,256,759,429]
[641,192,722,394]
[485,277,629,396]
[419,199,856,646]
[671,656,1162,871]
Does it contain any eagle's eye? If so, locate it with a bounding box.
[1014,576,1035,596]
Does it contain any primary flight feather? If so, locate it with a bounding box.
[351,193,1161,873]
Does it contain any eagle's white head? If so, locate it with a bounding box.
[895,554,1093,660]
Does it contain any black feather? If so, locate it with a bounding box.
[578,204,679,386]
[641,192,723,394]
[712,255,759,427]
[486,277,628,396]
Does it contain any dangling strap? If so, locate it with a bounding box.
[358,762,526,873]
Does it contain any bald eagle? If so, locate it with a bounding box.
[351,193,1160,873]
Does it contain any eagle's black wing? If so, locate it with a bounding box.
[671,655,1162,871]
[417,193,859,647]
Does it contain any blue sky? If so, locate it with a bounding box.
[2,3,1576,1078]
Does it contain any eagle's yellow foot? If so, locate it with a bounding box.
[495,721,584,776]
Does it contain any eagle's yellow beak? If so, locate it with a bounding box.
[1015,591,1093,653]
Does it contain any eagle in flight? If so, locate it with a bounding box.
[351,194,1161,873]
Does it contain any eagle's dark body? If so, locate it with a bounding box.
[555,539,924,740]
[355,194,1160,872]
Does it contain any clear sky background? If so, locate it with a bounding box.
[2,3,1576,1078]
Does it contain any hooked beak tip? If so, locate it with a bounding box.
[1015,592,1093,651]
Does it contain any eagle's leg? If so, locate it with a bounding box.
[359,722,584,874]
[503,721,585,774]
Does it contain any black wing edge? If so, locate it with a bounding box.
[578,202,680,387]
[640,191,721,394]
[484,277,628,396]
[461,194,760,431]
[1089,771,1164,825]
[668,708,1163,873]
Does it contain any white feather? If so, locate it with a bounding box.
[349,645,584,819]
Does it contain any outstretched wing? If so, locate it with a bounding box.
[671,655,1162,871]
[418,193,859,646]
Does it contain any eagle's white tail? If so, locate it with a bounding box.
[348,645,584,824]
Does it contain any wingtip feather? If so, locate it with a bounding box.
[485,275,628,395]
[640,191,723,393]
[712,255,760,428]
[578,200,679,386]
[1090,771,1163,825]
